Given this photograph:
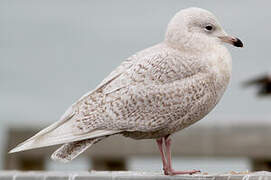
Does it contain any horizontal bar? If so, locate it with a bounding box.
[0,171,271,180]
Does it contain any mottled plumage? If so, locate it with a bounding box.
[10,7,242,175]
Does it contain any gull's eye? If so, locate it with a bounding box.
[204,25,214,32]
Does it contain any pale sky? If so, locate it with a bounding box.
[2,0,271,127]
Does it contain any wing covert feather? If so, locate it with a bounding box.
[73,45,212,134]
[67,43,213,136]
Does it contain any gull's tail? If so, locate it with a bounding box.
[51,137,104,162]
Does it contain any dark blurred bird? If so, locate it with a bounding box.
[243,73,271,96]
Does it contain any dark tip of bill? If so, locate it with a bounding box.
[233,38,243,48]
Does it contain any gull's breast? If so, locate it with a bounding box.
[208,46,232,101]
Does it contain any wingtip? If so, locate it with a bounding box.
[8,143,31,153]
[8,138,35,154]
[8,146,21,154]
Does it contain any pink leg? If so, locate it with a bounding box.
[156,138,169,175]
[164,135,201,175]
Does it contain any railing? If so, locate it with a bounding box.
[0,171,271,180]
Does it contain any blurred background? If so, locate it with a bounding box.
[1,0,271,173]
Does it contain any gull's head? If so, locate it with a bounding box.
[165,7,243,52]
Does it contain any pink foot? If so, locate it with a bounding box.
[157,135,201,176]
[166,169,201,176]
[163,168,169,175]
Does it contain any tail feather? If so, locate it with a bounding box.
[51,137,104,162]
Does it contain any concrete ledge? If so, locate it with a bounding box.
[0,171,271,180]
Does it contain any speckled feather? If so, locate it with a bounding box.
[51,137,104,162]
